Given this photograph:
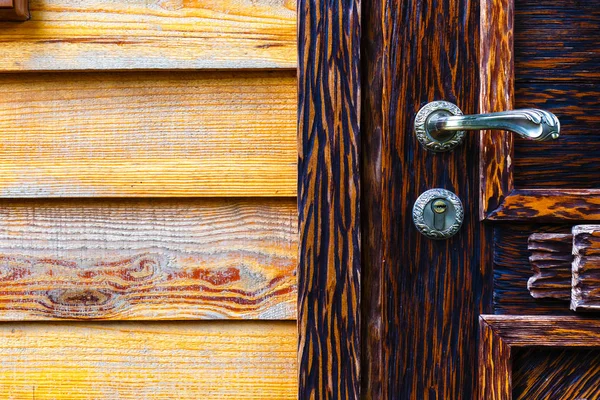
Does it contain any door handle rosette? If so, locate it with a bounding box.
[414,100,560,152]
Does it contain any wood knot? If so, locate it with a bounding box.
[48,289,111,307]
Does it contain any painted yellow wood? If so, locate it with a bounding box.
[0,71,297,197]
[0,321,297,399]
[0,198,297,320]
[0,0,297,71]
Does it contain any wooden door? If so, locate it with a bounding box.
[0,1,299,398]
[298,0,600,398]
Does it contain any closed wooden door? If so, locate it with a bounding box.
[298,0,600,398]
[0,1,299,398]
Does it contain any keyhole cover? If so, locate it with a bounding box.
[412,189,464,240]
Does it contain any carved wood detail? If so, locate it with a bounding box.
[0,0,28,21]
[527,225,600,311]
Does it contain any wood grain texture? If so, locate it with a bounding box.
[297,0,361,396]
[514,84,600,189]
[0,0,28,21]
[513,347,600,400]
[494,224,572,315]
[361,0,491,398]
[0,0,296,70]
[0,71,297,197]
[479,315,600,400]
[514,0,600,82]
[487,189,600,221]
[479,0,514,219]
[0,198,297,320]
[527,233,572,300]
[0,321,297,399]
[572,225,600,311]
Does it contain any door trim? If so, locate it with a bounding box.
[297,0,362,398]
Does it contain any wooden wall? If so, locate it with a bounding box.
[0,1,298,398]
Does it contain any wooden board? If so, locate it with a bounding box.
[0,71,297,197]
[514,83,600,189]
[0,321,297,399]
[515,0,600,82]
[0,0,296,71]
[0,198,297,320]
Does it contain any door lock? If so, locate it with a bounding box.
[413,189,463,240]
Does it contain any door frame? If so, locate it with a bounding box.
[297,0,362,398]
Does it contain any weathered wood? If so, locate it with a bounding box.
[0,71,296,197]
[0,198,296,320]
[479,315,600,399]
[0,321,297,399]
[0,0,296,70]
[297,0,361,396]
[513,347,600,400]
[487,189,600,221]
[515,0,600,82]
[514,84,600,189]
[527,233,572,300]
[572,225,600,311]
[479,0,514,219]
[361,0,490,397]
[0,0,29,21]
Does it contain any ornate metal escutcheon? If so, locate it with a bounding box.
[412,189,464,240]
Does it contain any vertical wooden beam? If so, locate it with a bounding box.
[361,0,491,398]
[297,0,362,398]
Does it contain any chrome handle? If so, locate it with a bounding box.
[414,101,560,152]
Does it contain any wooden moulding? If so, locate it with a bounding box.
[527,225,600,312]
[479,315,600,399]
[297,0,361,397]
[0,198,297,320]
[0,0,28,21]
[0,0,294,70]
[479,0,600,221]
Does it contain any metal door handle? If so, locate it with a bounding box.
[414,100,560,152]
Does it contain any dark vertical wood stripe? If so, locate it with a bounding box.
[297,0,361,398]
[361,0,491,398]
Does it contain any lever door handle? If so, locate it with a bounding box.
[414,100,560,152]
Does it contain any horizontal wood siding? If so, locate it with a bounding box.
[0,321,297,399]
[0,198,296,320]
[0,0,296,71]
[0,71,297,197]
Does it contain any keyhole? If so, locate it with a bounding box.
[431,199,448,230]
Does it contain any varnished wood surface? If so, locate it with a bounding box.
[361,0,490,398]
[494,224,571,315]
[488,190,600,221]
[513,347,600,400]
[514,84,600,189]
[479,315,600,399]
[0,321,297,399]
[0,0,296,70]
[527,233,572,300]
[479,0,514,219]
[0,198,297,320]
[0,71,296,197]
[297,0,361,397]
[515,0,600,82]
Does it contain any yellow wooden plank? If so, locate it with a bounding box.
[0,198,297,320]
[0,71,297,197]
[0,0,297,71]
[0,321,297,399]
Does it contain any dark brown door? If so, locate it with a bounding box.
[361,0,599,398]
